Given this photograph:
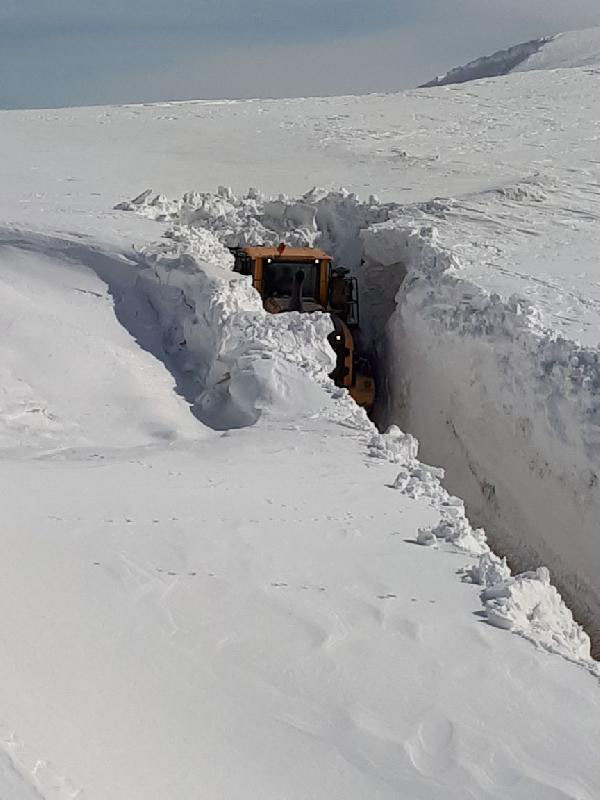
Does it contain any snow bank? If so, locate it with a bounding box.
[480,567,591,659]
[117,186,600,674]
[421,26,600,87]
[132,228,338,430]
[118,184,392,256]
[390,437,597,670]
[361,214,600,654]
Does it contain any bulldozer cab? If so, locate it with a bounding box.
[231,245,330,310]
[230,243,374,411]
[230,244,359,325]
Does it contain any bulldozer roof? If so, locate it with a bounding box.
[241,245,331,260]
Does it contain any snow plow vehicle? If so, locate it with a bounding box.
[231,243,375,411]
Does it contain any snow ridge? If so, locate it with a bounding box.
[421,37,552,87]
[118,186,599,676]
[421,26,600,88]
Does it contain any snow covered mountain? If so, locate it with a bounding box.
[1,57,600,798]
[422,26,600,87]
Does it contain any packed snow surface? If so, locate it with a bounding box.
[422,26,600,87]
[1,60,600,797]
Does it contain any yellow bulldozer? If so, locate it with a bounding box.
[230,243,375,411]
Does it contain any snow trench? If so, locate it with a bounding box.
[117,186,600,674]
[362,220,600,655]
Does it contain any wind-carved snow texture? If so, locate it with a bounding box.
[119,186,600,676]
[421,26,600,87]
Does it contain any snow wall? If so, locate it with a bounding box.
[360,221,600,655]
[118,186,600,670]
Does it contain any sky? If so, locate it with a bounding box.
[1,0,600,109]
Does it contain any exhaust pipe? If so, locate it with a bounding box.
[290,270,305,312]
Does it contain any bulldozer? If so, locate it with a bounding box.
[230,243,375,411]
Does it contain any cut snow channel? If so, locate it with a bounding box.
[117,186,600,671]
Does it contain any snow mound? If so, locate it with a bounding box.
[134,229,338,430]
[421,27,600,87]
[118,184,392,257]
[368,424,418,463]
[481,567,594,664]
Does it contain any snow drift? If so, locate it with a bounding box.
[421,27,600,87]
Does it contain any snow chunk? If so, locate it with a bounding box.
[416,528,438,547]
[393,464,446,501]
[464,553,511,587]
[368,424,418,463]
[481,567,596,665]
[417,503,488,556]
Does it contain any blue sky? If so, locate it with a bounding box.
[1,1,599,108]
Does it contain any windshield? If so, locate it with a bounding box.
[263,261,320,299]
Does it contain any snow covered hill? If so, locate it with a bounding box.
[422,27,600,87]
[1,63,600,798]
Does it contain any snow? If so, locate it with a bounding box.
[421,37,552,87]
[119,170,600,654]
[0,232,202,450]
[515,27,600,73]
[134,232,338,429]
[422,26,600,87]
[366,189,600,651]
[1,51,600,797]
[479,567,591,663]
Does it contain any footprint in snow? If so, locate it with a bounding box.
[155,568,198,578]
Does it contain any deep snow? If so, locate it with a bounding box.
[1,46,600,798]
[122,176,600,655]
